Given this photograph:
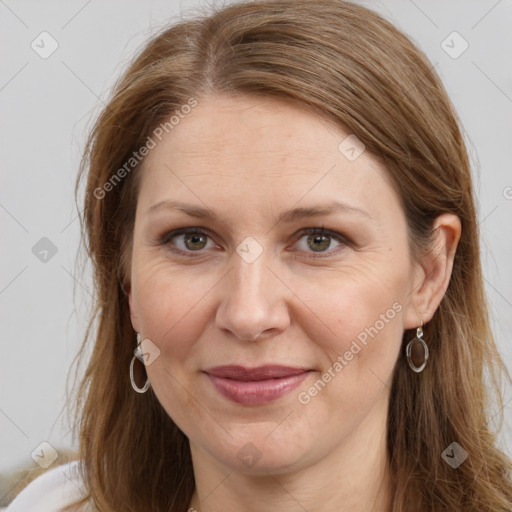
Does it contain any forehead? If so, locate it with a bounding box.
[137,94,399,222]
[147,94,347,169]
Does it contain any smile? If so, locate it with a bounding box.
[203,365,312,405]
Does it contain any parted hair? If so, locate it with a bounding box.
[63,0,512,510]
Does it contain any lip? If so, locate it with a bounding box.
[204,365,312,405]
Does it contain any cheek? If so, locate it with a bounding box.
[291,260,408,389]
[131,260,218,430]
[131,258,218,361]
[133,247,409,364]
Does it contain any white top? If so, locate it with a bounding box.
[5,460,92,512]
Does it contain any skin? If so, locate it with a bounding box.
[127,93,461,512]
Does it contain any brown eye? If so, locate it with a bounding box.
[183,232,208,251]
[306,233,332,252]
[160,228,214,253]
[159,226,349,258]
[292,227,350,257]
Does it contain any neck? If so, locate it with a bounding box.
[188,399,393,512]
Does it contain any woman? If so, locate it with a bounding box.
[7,0,512,510]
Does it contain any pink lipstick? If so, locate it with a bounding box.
[204,365,311,405]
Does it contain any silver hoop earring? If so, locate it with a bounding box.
[130,333,151,393]
[405,325,429,373]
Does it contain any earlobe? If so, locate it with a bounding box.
[127,283,140,333]
[404,213,461,328]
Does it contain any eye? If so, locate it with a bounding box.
[159,228,216,253]
[291,227,348,257]
[157,226,350,258]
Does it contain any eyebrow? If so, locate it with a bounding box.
[145,199,373,223]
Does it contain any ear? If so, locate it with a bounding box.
[127,281,140,333]
[403,213,461,329]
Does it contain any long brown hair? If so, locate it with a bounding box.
[65,0,512,510]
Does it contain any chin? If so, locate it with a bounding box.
[198,426,318,475]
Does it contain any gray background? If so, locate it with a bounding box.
[1,0,511,474]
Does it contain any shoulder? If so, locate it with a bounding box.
[5,460,91,512]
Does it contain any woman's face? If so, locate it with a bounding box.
[128,94,423,474]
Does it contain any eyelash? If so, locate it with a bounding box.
[157,226,351,259]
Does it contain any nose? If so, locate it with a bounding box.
[215,246,291,341]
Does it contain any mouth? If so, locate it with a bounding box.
[203,365,313,405]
